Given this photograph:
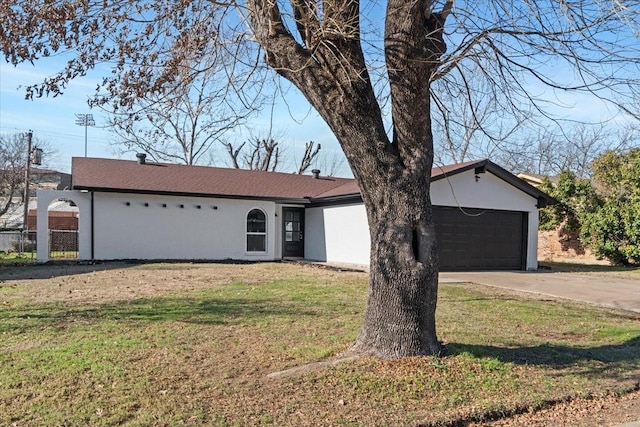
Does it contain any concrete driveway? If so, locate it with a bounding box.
[439,270,640,314]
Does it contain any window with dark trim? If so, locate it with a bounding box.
[246,209,266,252]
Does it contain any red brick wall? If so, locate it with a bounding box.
[538,229,603,264]
[27,210,79,231]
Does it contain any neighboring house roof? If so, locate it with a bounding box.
[71,157,555,206]
[517,172,559,188]
[44,199,80,213]
[29,168,72,188]
[0,199,37,229]
[32,168,63,175]
[0,197,77,229]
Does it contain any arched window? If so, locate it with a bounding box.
[246,209,267,252]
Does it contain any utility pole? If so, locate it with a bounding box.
[22,130,33,235]
[75,113,95,157]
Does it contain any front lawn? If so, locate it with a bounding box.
[1,262,638,426]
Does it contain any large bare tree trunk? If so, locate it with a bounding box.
[353,177,441,357]
[247,0,450,357]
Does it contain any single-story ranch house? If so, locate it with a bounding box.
[37,156,554,270]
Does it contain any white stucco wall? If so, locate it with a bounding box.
[431,171,538,212]
[307,169,541,270]
[37,168,541,269]
[37,190,287,262]
[91,193,277,261]
[305,203,370,265]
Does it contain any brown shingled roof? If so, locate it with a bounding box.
[71,157,355,201]
[314,181,361,198]
[71,157,553,205]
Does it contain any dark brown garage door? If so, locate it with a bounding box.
[433,206,527,271]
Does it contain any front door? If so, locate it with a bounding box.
[282,207,304,257]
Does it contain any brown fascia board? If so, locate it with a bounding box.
[308,193,363,207]
[431,159,484,178]
[431,159,557,207]
[72,186,313,204]
[309,159,557,208]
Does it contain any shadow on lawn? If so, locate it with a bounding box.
[1,295,319,334]
[0,259,268,281]
[447,336,640,375]
[0,260,140,280]
[538,261,640,273]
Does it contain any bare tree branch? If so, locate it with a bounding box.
[0,133,55,218]
[296,140,321,174]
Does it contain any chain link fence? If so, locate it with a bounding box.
[0,230,78,261]
[0,230,37,261]
[0,230,22,252]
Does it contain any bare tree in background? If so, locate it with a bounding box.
[0,134,24,217]
[223,138,280,171]
[296,141,321,174]
[3,0,640,357]
[102,7,264,165]
[105,63,254,165]
[495,124,639,177]
[223,138,321,173]
[432,64,528,165]
[0,133,54,217]
[313,149,348,177]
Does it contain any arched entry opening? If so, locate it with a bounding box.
[46,198,80,259]
[37,190,90,263]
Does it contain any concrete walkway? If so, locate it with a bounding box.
[439,270,640,314]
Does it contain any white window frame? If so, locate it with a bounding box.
[246,208,267,253]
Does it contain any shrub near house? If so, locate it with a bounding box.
[540,149,640,266]
[582,149,640,265]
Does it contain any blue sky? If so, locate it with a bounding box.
[0,57,350,176]
[1,4,633,178]
[0,55,623,176]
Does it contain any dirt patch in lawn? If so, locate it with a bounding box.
[472,388,640,427]
[0,261,320,305]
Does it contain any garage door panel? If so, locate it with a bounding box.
[434,206,525,271]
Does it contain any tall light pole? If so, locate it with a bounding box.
[75,113,95,157]
[22,130,33,235]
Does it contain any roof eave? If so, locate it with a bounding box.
[481,160,558,206]
[308,193,363,207]
[432,159,557,207]
[72,186,312,203]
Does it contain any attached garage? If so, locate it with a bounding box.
[433,206,527,271]
[305,159,555,271]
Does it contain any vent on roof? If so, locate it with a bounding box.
[311,169,321,179]
[136,153,147,164]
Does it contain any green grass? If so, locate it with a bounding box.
[0,251,77,264]
[0,251,36,264]
[0,262,639,426]
[540,260,640,275]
